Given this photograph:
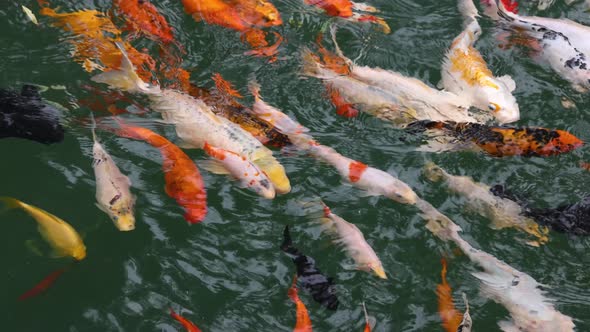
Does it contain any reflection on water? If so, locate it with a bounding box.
[0,0,589,331]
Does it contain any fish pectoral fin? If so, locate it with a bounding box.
[24,239,45,257]
[95,202,109,214]
[340,262,358,271]
[497,75,516,92]
[175,140,198,149]
[49,249,69,259]
[199,160,231,175]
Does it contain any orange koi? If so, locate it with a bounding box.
[306,0,354,18]
[410,121,584,157]
[113,0,175,44]
[232,0,283,28]
[170,309,202,332]
[18,267,68,301]
[112,121,207,223]
[242,30,283,62]
[182,0,252,32]
[288,275,313,332]
[436,258,463,332]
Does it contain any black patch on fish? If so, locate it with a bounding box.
[259,179,270,189]
[281,226,339,310]
[526,196,590,236]
[0,85,64,144]
[109,194,122,206]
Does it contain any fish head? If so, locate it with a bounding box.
[72,245,87,261]
[253,176,276,199]
[367,262,387,279]
[255,158,291,194]
[423,162,445,182]
[540,129,584,156]
[112,212,136,231]
[483,84,520,124]
[387,180,418,205]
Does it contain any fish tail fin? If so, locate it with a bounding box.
[458,0,479,25]
[91,42,153,93]
[328,25,347,62]
[248,80,262,102]
[0,197,22,211]
[281,225,294,253]
[300,48,326,79]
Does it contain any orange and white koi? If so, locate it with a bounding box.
[288,275,313,332]
[319,203,386,279]
[202,142,275,199]
[249,81,309,135]
[441,3,519,124]
[424,162,549,246]
[170,309,202,332]
[361,302,375,332]
[92,42,290,194]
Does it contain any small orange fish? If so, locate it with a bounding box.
[18,267,69,301]
[288,275,313,332]
[113,0,175,44]
[113,121,207,223]
[306,0,354,18]
[170,309,202,332]
[411,121,584,157]
[436,258,463,332]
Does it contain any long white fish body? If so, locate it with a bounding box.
[441,18,520,124]
[92,132,136,231]
[321,205,386,279]
[295,137,418,205]
[491,0,590,91]
[249,82,309,135]
[202,143,275,199]
[92,42,290,194]
[450,233,575,332]
[301,50,481,126]
[423,162,548,245]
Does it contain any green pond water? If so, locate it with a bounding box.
[1,0,590,331]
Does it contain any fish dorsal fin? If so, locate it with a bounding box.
[200,160,231,175]
[497,75,516,92]
[212,73,242,99]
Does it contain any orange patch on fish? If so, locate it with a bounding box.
[113,0,175,44]
[436,258,463,332]
[288,275,313,332]
[450,47,499,89]
[329,87,359,118]
[243,30,283,62]
[348,161,368,182]
[305,0,354,18]
[204,142,227,160]
[170,309,202,332]
[212,73,243,99]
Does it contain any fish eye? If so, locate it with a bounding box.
[488,102,501,112]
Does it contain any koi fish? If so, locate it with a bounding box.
[408,121,583,157]
[38,4,156,81]
[451,229,575,331]
[113,0,175,44]
[301,47,482,127]
[436,258,464,332]
[0,85,64,144]
[318,203,386,279]
[202,142,275,199]
[288,275,313,332]
[281,226,339,310]
[91,119,136,231]
[423,162,549,245]
[112,121,207,224]
[489,0,590,92]
[458,293,472,332]
[18,266,68,301]
[441,2,519,124]
[526,196,590,236]
[0,197,86,260]
[304,0,390,33]
[232,0,283,28]
[170,309,202,332]
[361,302,375,332]
[92,42,290,194]
[249,81,309,135]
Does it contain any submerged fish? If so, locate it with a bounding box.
[113,0,175,44]
[0,197,86,260]
[112,121,207,224]
[170,309,202,332]
[91,120,136,231]
[202,142,275,199]
[0,85,64,144]
[436,258,464,332]
[18,266,68,301]
[362,302,375,332]
[301,46,481,127]
[318,203,386,279]
[441,2,519,124]
[408,120,583,157]
[423,162,549,245]
[526,196,590,236]
[304,0,390,33]
[281,226,339,310]
[288,275,313,332]
[487,0,590,91]
[458,293,473,332]
[92,42,290,194]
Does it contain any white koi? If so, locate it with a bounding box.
[319,203,386,279]
[441,4,520,124]
[202,142,275,199]
[91,121,136,231]
[91,42,290,194]
[423,162,549,245]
